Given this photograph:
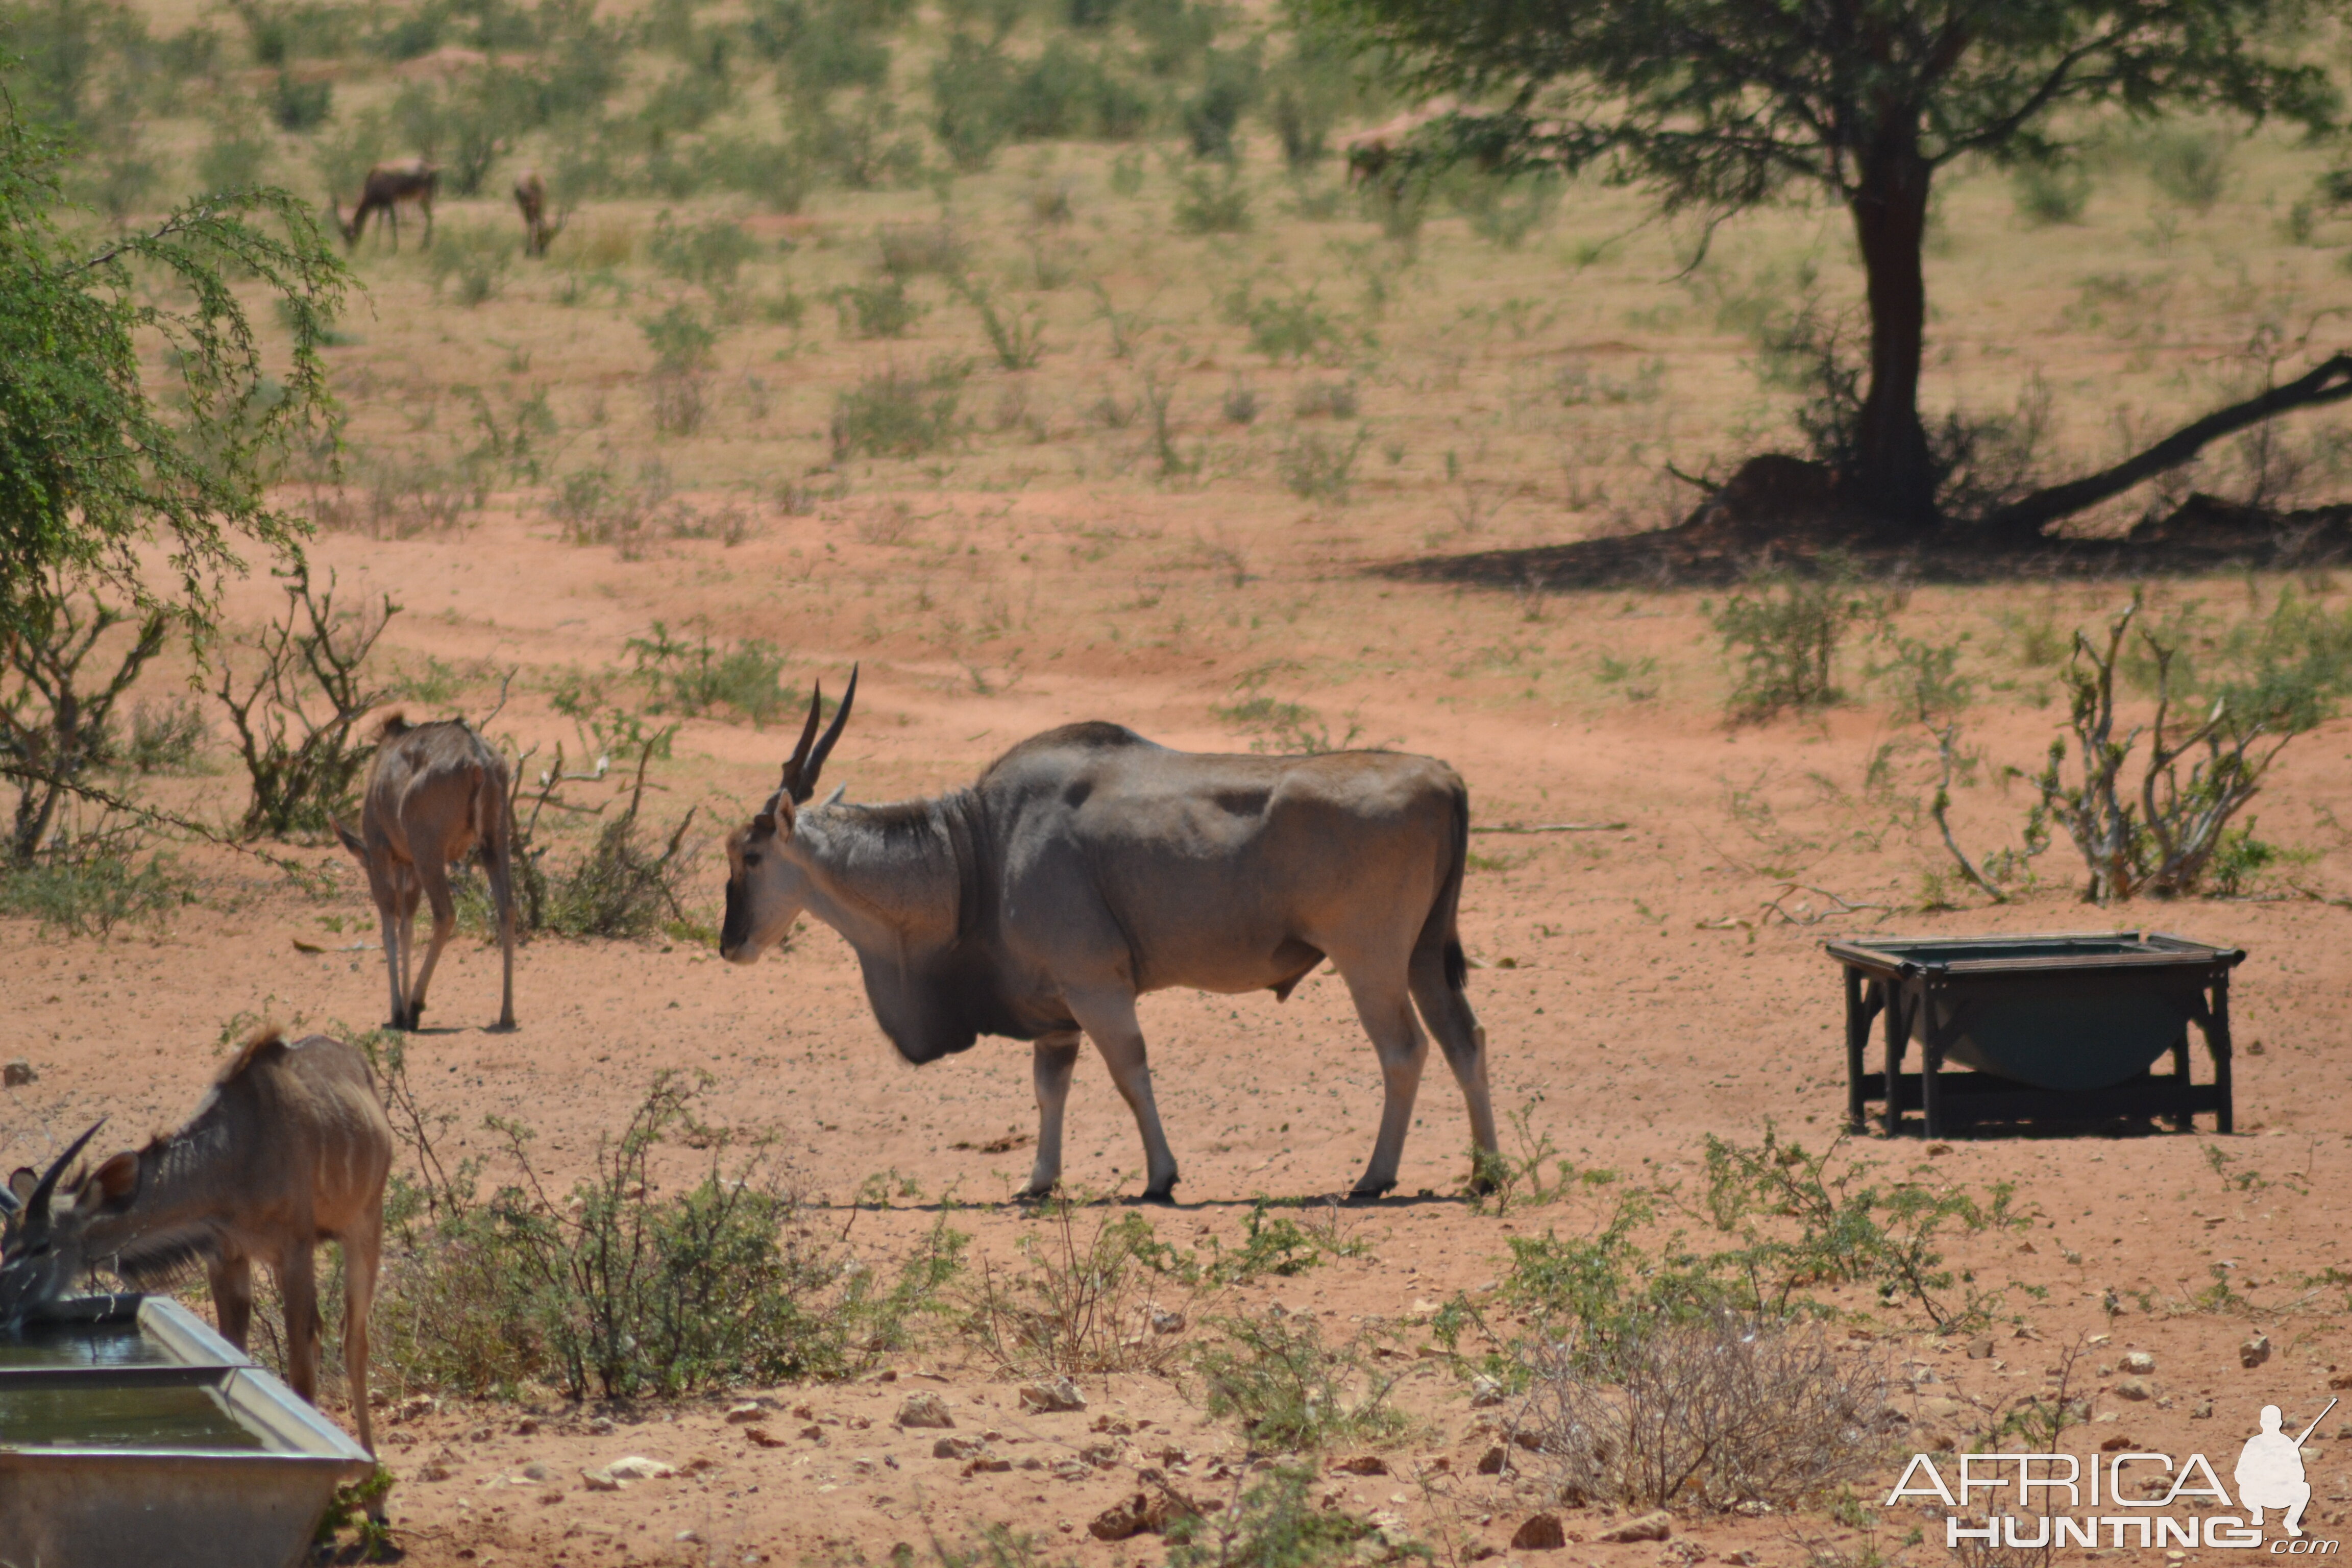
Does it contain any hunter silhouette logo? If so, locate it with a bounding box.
[2239,1400,2334,1537]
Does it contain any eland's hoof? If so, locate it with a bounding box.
[1138,1184,1179,1206]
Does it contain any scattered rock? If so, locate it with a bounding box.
[1598,1511,1673,1544]
[1333,1455,1388,1476]
[468,1426,494,1442]
[1090,1488,1201,1541]
[2242,1335,2274,1369]
[725,1402,767,1424]
[743,1427,786,1449]
[1509,1515,1566,1551]
[415,1461,454,1483]
[1053,1460,1092,1482]
[589,1416,616,1435]
[2115,1377,2154,1402]
[2121,1351,2157,1375]
[933,1436,985,1460]
[799,1424,825,1442]
[513,1416,539,1436]
[395,1394,437,1424]
[897,1392,955,1429]
[2193,1401,2215,1419]
[3,1060,34,1087]
[1020,1375,1087,1414]
[1078,1441,1121,1468]
[2100,1435,2138,1452]
[1150,1309,1186,1335]
[1476,1446,1508,1476]
[1967,1336,1996,1360]
[604,1457,675,1481]
[965,1455,1013,1475]
[521,1462,553,1482]
[1468,1376,1506,1408]
[581,1468,620,1492]
[1090,1416,1137,1435]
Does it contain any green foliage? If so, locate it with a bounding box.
[648,211,762,297]
[957,277,1047,370]
[1234,283,1346,364]
[422,223,512,308]
[314,1464,396,1558]
[0,839,193,937]
[963,1199,1195,1377]
[534,726,698,940]
[830,360,968,459]
[0,111,345,672]
[2143,124,2234,209]
[830,276,928,337]
[641,301,722,371]
[378,1073,967,1399]
[120,697,211,774]
[1277,427,1369,502]
[1181,45,1260,159]
[2010,158,2091,225]
[1707,564,1890,719]
[1869,630,1975,723]
[1189,1313,1407,1453]
[1213,668,1363,752]
[1174,162,1253,233]
[931,32,1018,171]
[1166,1463,1415,1568]
[268,69,332,132]
[626,621,793,726]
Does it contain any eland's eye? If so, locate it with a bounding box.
[743,852,762,868]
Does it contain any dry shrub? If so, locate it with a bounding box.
[963,1199,1198,1377]
[1518,1311,1890,1511]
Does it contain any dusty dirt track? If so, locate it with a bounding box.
[8,498,2352,1567]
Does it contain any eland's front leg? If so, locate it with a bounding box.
[1066,991,1179,1202]
[1021,1033,1082,1199]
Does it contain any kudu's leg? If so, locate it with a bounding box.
[1065,991,1178,1202]
[1409,945,1499,1189]
[208,1253,255,1350]
[341,1215,381,1461]
[1339,961,1430,1199]
[395,865,423,1027]
[483,824,518,1032]
[1020,1033,1082,1199]
[373,879,407,1032]
[406,854,459,1025]
[279,1240,323,1407]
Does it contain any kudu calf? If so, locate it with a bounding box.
[512,167,568,257]
[334,715,518,1032]
[0,1030,393,1454]
[332,159,438,251]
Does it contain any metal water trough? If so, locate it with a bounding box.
[1825,931,2244,1138]
[0,1293,373,1568]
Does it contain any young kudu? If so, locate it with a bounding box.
[512,167,568,257]
[0,1030,393,1454]
[334,715,519,1032]
[332,159,439,251]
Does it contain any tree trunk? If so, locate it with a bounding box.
[1847,146,1938,532]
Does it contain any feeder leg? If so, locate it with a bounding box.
[1921,992,1948,1140]
[2207,971,2235,1136]
[2167,1034,2193,1132]
[1882,986,1908,1138]
[1844,969,1873,1133]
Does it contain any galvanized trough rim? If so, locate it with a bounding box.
[1824,928,2246,979]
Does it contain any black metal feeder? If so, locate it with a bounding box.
[1824,931,2244,1138]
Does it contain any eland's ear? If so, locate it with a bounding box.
[332,817,368,860]
[5,1169,33,1208]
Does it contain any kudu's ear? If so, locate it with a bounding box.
[89,1153,138,1209]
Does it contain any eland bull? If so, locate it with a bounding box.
[719,669,1499,1201]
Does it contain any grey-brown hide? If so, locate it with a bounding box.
[1,1031,392,1454]
[720,678,1498,1202]
[332,159,438,251]
[334,715,517,1031]
[512,167,566,257]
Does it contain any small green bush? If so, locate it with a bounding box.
[649,211,763,296]
[830,360,967,459]
[962,1199,1195,1377]
[1707,564,1889,719]
[875,222,968,277]
[641,302,721,372]
[930,32,1016,172]
[120,697,211,774]
[829,277,928,337]
[1166,1464,1409,1568]
[0,843,194,938]
[268,71,332,132]
[2010,159,2091,225]
[1173,163,1252,233]
[423,224,512,308]
[1190,1313,1406,1453]
[2145,125,2233,210]
[1276,427,1368,503]
[626,622,794,726]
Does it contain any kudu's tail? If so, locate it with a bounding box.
[1413,774,1471,993]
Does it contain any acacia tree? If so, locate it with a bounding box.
[1314,0,2337,533]
[0,92,346,857]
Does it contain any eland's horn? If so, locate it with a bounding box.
[779,683,825,795]
[26,1119,105,1222]
[795,664,859,802]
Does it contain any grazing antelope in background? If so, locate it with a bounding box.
[332,159,438,251]
[334,715,518,1032]
[512,167,568,257]
[719,670,1499,1203]
[0,1030,393,1455]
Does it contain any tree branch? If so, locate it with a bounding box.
[1986,352,2352,537]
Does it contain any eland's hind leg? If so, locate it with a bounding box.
[1337,962,1430,1198]
[1410,945,1499,1186]
[1064,991,1179,1202]
[1021,1033,1082,1199]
